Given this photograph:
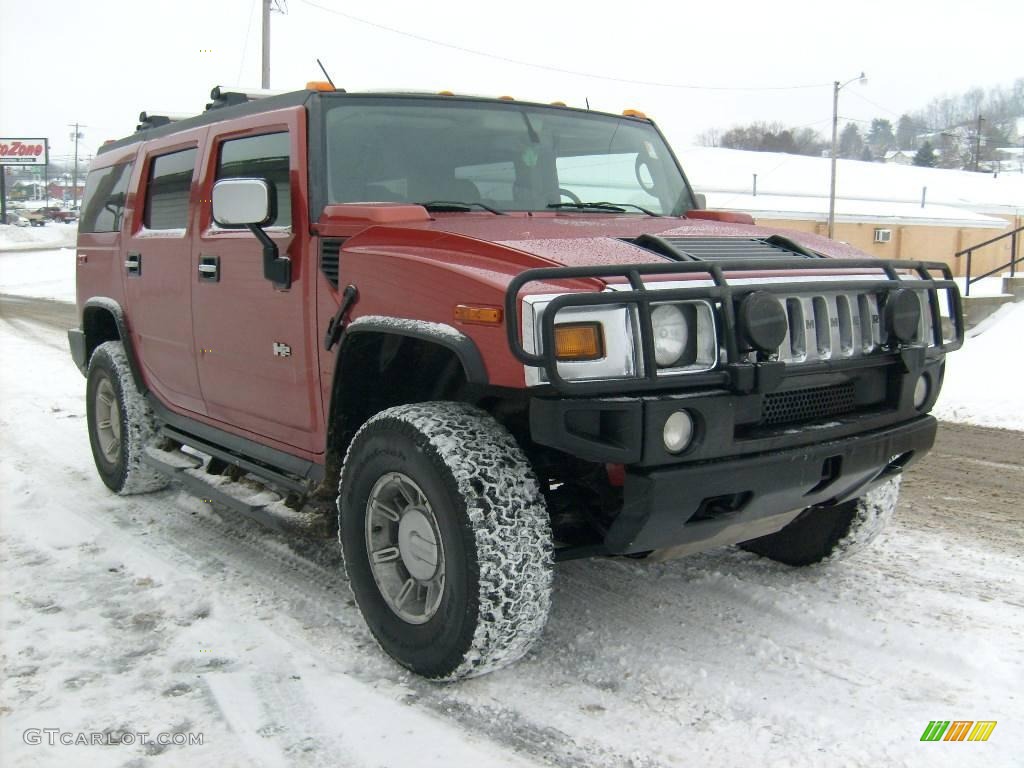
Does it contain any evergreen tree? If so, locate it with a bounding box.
[896,115,919,149]
[867,119,895,152]
[913,141,938,167]
[860,146,875,162]
[838,123,864,158]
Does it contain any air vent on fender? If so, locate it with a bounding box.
[320,238,345,288]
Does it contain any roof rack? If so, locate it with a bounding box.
[136,111,194,132]
[206,85,287,111]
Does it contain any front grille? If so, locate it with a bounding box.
[776,291,884,363]
[320,239,343,288]
[763,381,856,427]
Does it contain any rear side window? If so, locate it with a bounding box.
[79,162,133,233]
[216,132,291,227]
[144,148,197,230]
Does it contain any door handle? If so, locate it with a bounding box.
[125,252,141,277]
[198,254,220,283]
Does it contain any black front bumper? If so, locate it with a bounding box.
[601,415,935,555]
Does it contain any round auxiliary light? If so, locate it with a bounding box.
[651,304,688,366]
[663,410,694,453]
[738,292,788,353]
[913,374,930,409]
[884,289,921,344]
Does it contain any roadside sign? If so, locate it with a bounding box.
[0,138,49,166]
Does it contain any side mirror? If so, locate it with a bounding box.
[211,177,290,289]
[212,177,275,227]
[693,192,706,210]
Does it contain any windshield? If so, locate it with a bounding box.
[322,97,693,215]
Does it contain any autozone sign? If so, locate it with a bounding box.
[0,138,48,166]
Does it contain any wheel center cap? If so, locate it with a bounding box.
[397,508,439,581]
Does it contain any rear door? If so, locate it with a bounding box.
[124,129,207,414]
[76,151,135,314]
[191,108,322,453]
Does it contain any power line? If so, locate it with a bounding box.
[237,0,258,84]
[846,89,903,118]
[296,0,831,92]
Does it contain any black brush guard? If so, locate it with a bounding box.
[504,258,964,395]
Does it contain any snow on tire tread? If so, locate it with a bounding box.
[91,341,168,495]
[342,401,554,680]
[827,476,901,562]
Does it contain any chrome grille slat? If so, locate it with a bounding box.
[774,290,884,363]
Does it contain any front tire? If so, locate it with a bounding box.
[338,402,553,680]
[739,477,901,566]
[86,341,168,495]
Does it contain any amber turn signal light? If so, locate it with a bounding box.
[553,323,604,361]
[454,305,503,325]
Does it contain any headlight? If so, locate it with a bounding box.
[521,295,718,385]
[651,304,688,366]
[650,301,719,375]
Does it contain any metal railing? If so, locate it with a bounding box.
[955,225,1023,296]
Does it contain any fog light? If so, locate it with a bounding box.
[913,374,929,409]
[663,410,694,453]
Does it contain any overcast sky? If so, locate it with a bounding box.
[1,0,1020,166]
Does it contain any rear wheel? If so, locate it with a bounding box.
[86,341,168,495]
[739,477,901,566]
[338,402,553,680]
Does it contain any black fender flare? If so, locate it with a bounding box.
[323,317,490,468]
[77,297,147,394]
[340,317,489,385]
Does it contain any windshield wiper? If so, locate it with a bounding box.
[547,201,661,216]
[419,200,506,215]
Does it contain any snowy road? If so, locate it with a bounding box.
[1,294,1022,767]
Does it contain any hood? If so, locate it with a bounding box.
[416,213,867,267]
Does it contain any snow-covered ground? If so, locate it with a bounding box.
[934,300,1024,430]
[2,300,1022,767]
[0,247,77,303]
[0,223,78,253]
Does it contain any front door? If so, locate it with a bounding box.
[191,110,322,453]
[123,130,206,414]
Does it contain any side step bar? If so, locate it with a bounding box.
[160,425,312,494]
[143,447,333,538]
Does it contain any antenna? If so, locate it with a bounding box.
[317,58,335,89]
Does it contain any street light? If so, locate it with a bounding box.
[827,72,867,239]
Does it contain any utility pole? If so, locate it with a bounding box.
[828,81,840,239]
[261,0,271,89]
[68,123,86,209]
[974,114,984,172]
[827,73,867,240]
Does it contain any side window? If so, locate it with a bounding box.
[144,148,197,230]
[79,161,133,233]
[216,132,291,227]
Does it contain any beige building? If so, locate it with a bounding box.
[674,146,1024,278]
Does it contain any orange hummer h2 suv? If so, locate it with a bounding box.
[69,85,963,680]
